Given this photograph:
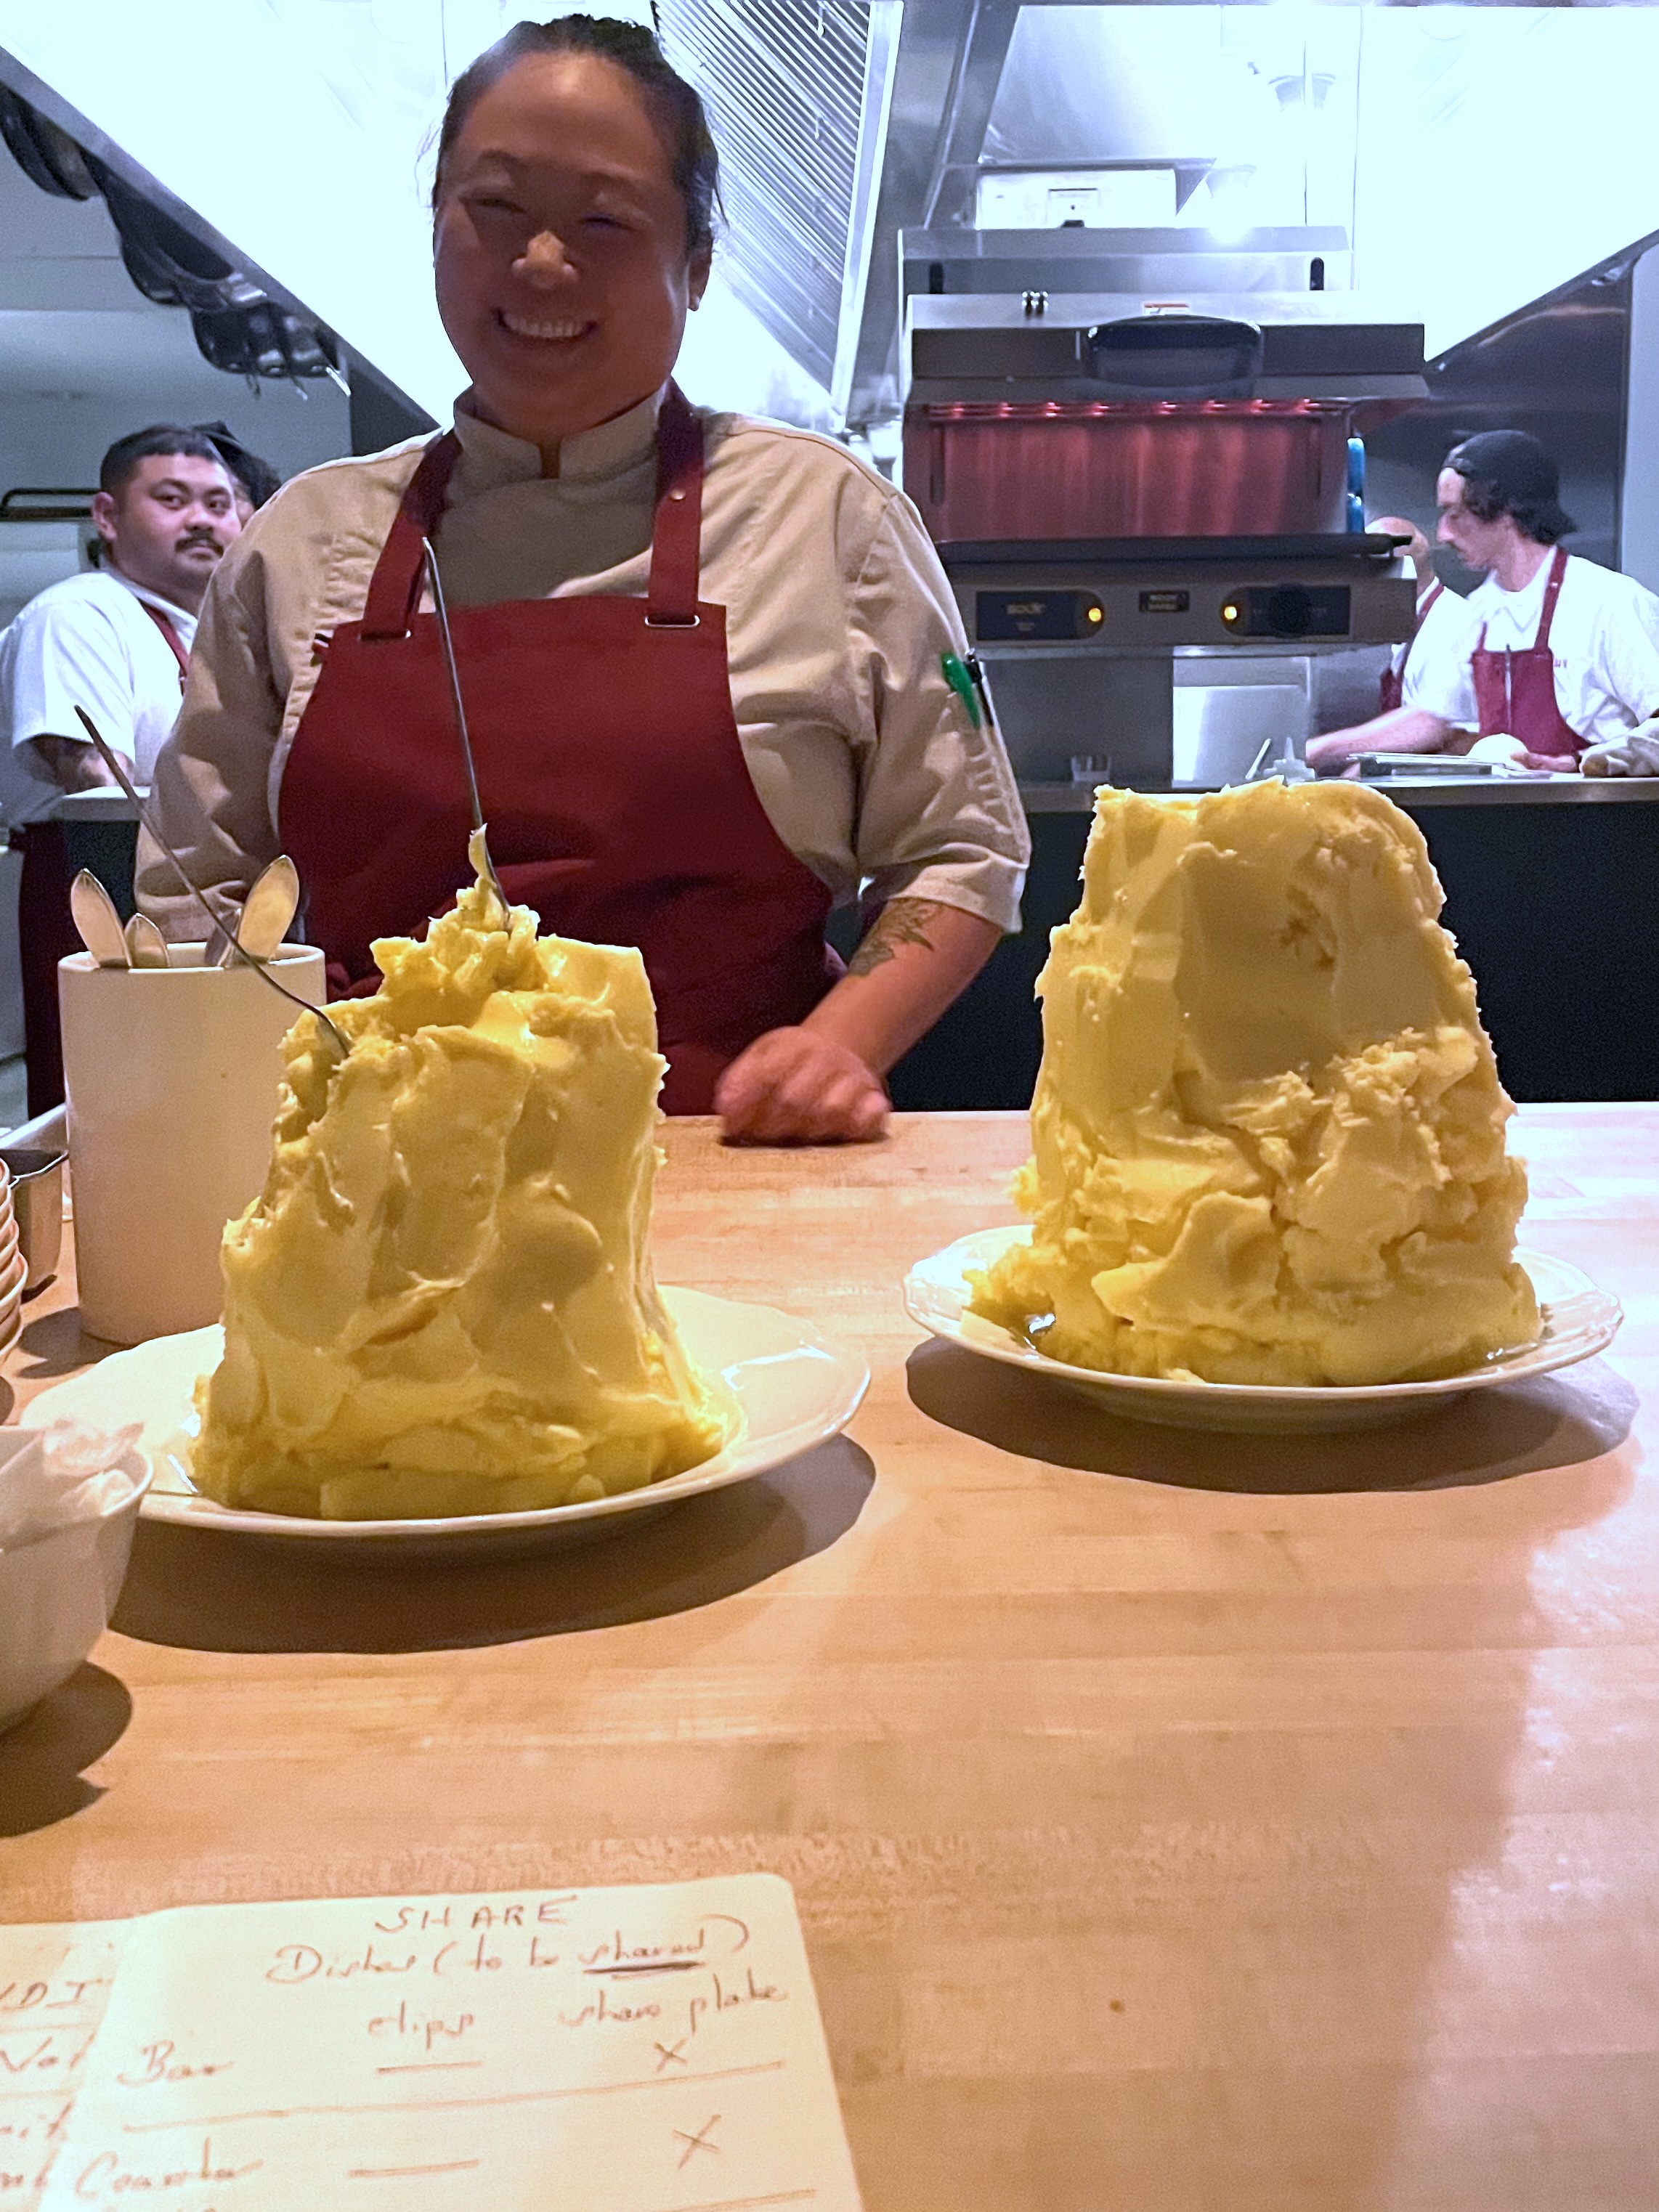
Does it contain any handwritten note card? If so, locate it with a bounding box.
[33,1876,861,2212]
[0,1922,126,2209]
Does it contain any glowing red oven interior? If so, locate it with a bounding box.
[905,399,1355,543]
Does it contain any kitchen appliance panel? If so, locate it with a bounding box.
[976,653,1175,785]
[908,402,1350,542]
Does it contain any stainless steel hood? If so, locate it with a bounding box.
[838,0,1023,426]
[658,0,1374,427]
[661,0,1659,435]
[657,0,896,406]
[657,0,1019,425]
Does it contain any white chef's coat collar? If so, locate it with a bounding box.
[450,386,665,492]
[101,561,198,641]
[1480,545,1560,609]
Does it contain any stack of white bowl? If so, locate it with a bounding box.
[0,1163,23,1357]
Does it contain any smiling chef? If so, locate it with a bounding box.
[137,14,1027,1143]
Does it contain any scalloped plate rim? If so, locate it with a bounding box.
[904,1223,1622,1407]
[19,1287,869,1546]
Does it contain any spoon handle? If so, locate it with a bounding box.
[69,870,129,968]
[73,705,351,1060]
[422,538,508,924]
[216,854,300,969]
[125,912,170,968]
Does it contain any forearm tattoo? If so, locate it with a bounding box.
[846,897,946,977]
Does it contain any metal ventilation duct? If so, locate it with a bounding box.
[660,0,876,401]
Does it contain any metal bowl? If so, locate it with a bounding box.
[0,1146,65,1292]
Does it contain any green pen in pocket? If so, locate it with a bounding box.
[941,651,981,729]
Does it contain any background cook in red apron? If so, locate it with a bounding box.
[1467,546,1580,762]
[1432,430,1659,769]
[0,433,240,1113]
[136,22,1026,1143]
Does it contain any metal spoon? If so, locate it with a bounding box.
[216,855,300,969]
[124,911,169,967]
[421,536,508,924]
[72,704,351,1060]
[69,870,129,967]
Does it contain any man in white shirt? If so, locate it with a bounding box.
[0,423,240,1111]
[1307,433,1659,773]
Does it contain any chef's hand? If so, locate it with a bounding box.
[1305,707,1456,773]
[715,898,999,1143]
[715,1028,890,1144]
[1581,720,1659,777]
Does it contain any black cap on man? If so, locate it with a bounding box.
[1443,431,1575,546]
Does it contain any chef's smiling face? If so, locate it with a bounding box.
[434,51,709,459]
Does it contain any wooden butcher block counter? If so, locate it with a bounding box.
[1,1107,1655,2212]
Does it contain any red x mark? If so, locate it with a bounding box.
[674,2113,721,2169]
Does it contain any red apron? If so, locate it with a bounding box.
[139,598,191,684]
[1469,546,1581,758]
[1379,580,1443,713]
[279,385,836,1114]
[20,597,189,1116]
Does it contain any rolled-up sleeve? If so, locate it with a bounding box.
[846,496,1029,932]
[4,595,133,757]
[137,539,283,935]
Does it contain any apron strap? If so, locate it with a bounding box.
[360,389,705,639]
[139,598,190,691]
[1533,544,1569,651]
[646,384,705,627]
[361,433,461,641]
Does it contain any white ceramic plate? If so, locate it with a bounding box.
[20,1289,869,1553]
[904,1225,1623,1434]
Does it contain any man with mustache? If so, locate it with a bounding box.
[0,424,240,1110]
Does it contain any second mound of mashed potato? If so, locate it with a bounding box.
[971,781,1539,1386]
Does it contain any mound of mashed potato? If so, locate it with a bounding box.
[192,842,732,1518]
[970,781,1539,1386]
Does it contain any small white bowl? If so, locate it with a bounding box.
[0,1447,150,1732]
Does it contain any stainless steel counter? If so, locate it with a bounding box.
[1019,776,1659,811]
[51,786,144,822]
